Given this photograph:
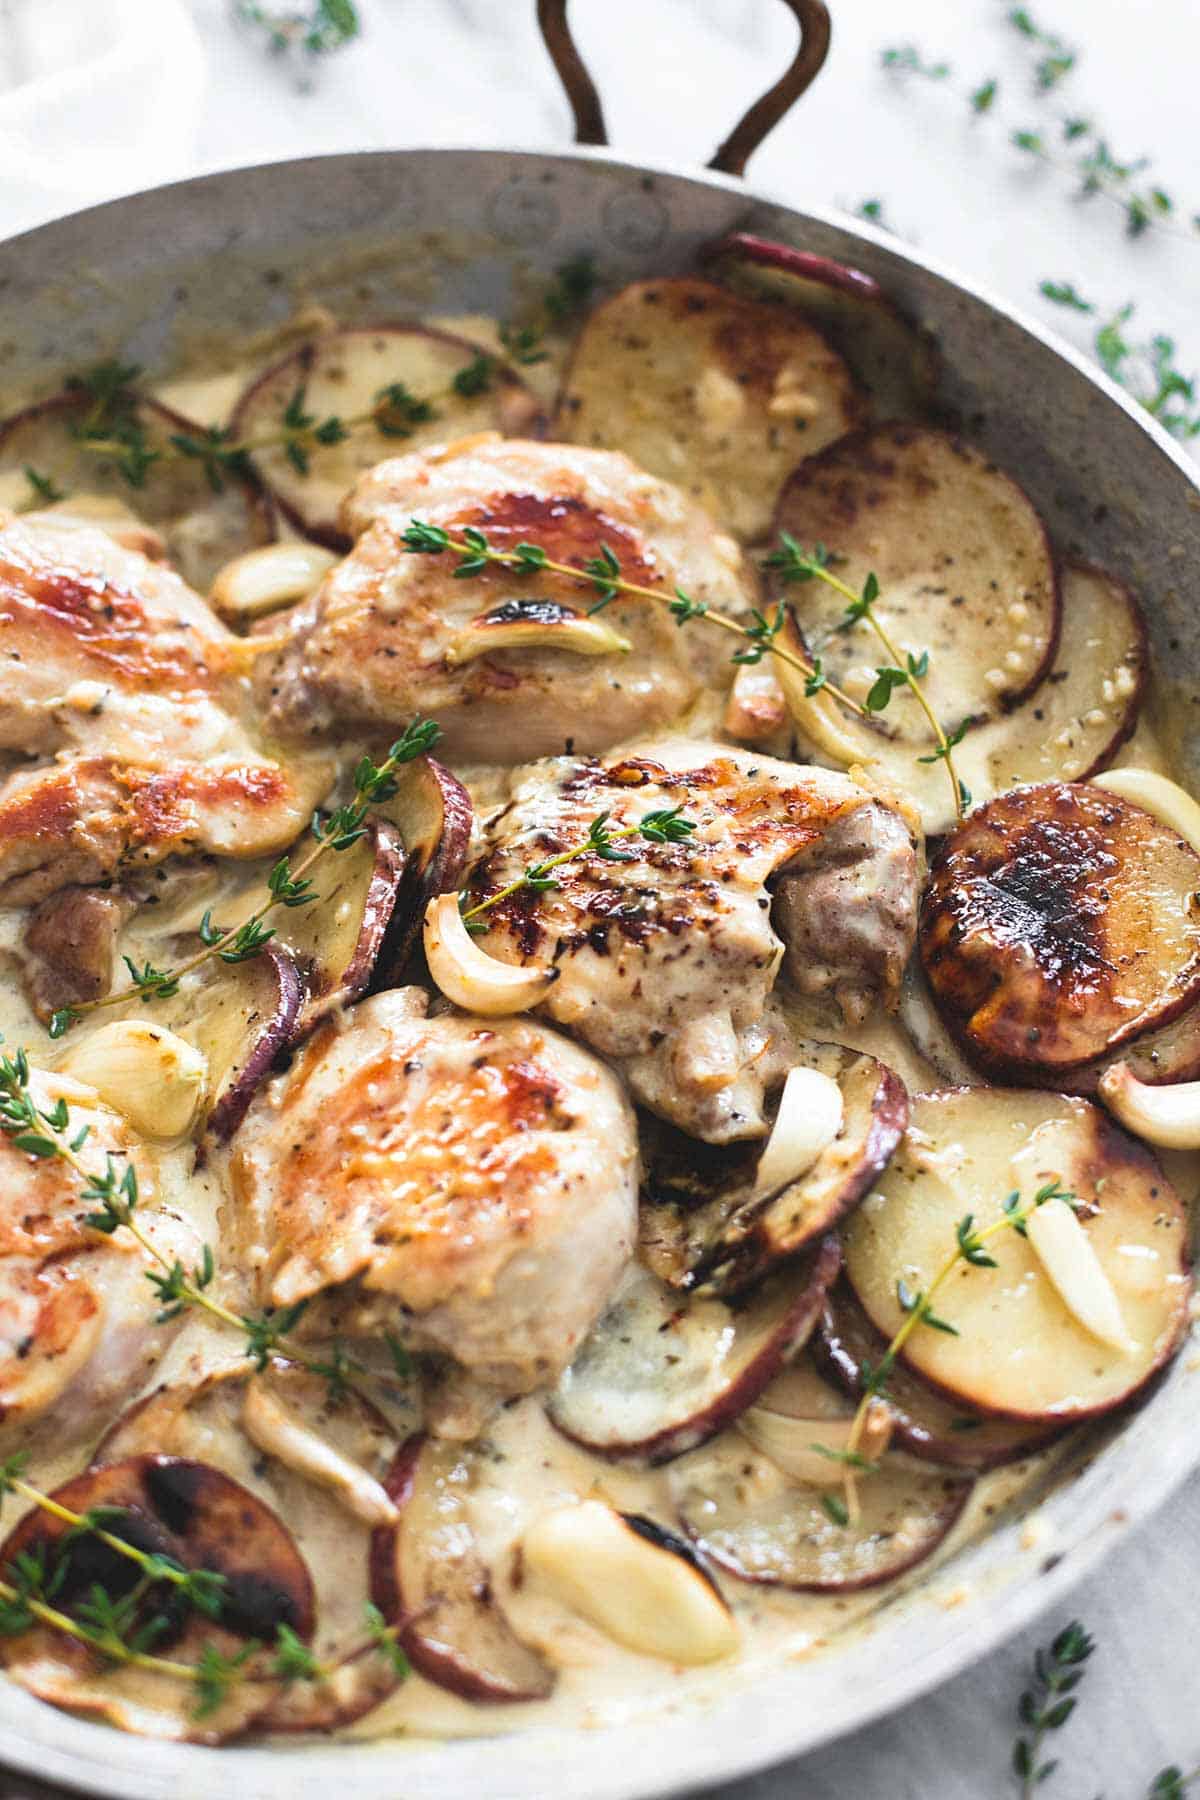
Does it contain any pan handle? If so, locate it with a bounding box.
[535,0,831,178]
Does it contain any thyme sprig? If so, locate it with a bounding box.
[0,1044,370,1399]
[398,522,865,717]
[764,536,968,820]
[48,715,440,1038]
[461,806,696,929]
[1150,1765,1200,1798]
[1013,1619,1095,1795]
[831,1179,1076,1519]
[881,11,1198,245]
[1040,286,1199,440]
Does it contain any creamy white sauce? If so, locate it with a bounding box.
[0,302,1193,1749]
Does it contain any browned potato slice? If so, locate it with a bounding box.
[701,231,940,420]
[545,1237,840,1464]
[669,1429,971,1592]
[640,1043,907,1297]
[843,1088,1192,1421]
[0,391,274,592]
[554,277,863,541]
[0,1455,313,1741]
[813,1286,1064,1470]
[769,425,1059,738]
[229,327,543,548]
[370,1435,555,1703]
[96,1363,407,1731]
[921,782,1200,1078]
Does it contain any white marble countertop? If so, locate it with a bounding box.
[0,2,1198,1795]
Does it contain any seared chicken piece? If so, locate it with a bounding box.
[256,437,757,762]
[22,885,136,1020]
[0,513,331,903]
[228,988,639,1402]
[465,743,919,1142]
[0,1071,196,1446]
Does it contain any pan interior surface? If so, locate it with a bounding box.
[0,145,1197,1800]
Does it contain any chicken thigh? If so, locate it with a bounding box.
[255,436,758,762]
[464,742,919,1142]
[0,1071,197,1448]
[228,988,639,1403]
[0,512,331,902]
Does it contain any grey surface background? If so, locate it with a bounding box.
[1,2,1198,1795]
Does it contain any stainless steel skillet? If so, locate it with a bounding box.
[0,4,1198,1795]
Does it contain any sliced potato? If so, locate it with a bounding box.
[555,276,863,541]
[670,1431,971,1592]
[0,390,274,592]
[63,939,302,1143]
[370,1434,554,1703]
[262,817,405,1040]
[813,1285,1064,1470]
[96,1364,407,1732]
[375,756,474,984]
[779,561,1143,837]
[545,1237,840,1464]
[769,425,1059,741]
[842,1088,1192,1421]
[921,781,1200,1079]
[229,326,543,548]
[639,1042,907,1296]
[0,1455,313,1742]
[701,232,940,421]
[897,958,982,1088]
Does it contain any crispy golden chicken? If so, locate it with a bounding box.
[465,742,919,1142]
[228,988,639,1403]
[255,437,757,762]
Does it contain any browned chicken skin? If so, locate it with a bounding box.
[466,742,919,1142]
[255,437,756,762]
[229,989,639,1403]
[0,513,331,904]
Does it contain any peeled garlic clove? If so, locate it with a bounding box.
[1026,1196,1135,1353]
[209,542,338,622]
[242,1381,398,1526]
[423,893,557,1017]
[1098,1061,1200,1149]
[738,1398,893,1485]
[444,603,631,667]
[753,1064,844,1197]
[1090,767,1200,856]
[60,1021,206,1140]
[523,1500,737,1665]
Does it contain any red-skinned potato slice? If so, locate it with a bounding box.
[246,817,406,1041]
[669,1424,971,1593]
[229,327,544,549]
[921,782,1200,1080]
[0,1455,313,1742]
[545,1236,841,1464]
[777,561,1144,838]
[639,1044,907,1298]
[554,276,864,542]
[370,1435,555,1703]
[73,938,302,1142]
[843,1088,1192,1422]
[96,1363,405,1732]
[812,1285,1064,1471]
[0,390,274,592]
[702,231,940,420]
[374,756,473,984]
[769,426,1059,741]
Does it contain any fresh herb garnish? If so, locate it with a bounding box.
[1013,1619,1095,1795]
[461,806,697,926]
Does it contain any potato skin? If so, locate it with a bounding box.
[920,781,1200,1080]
